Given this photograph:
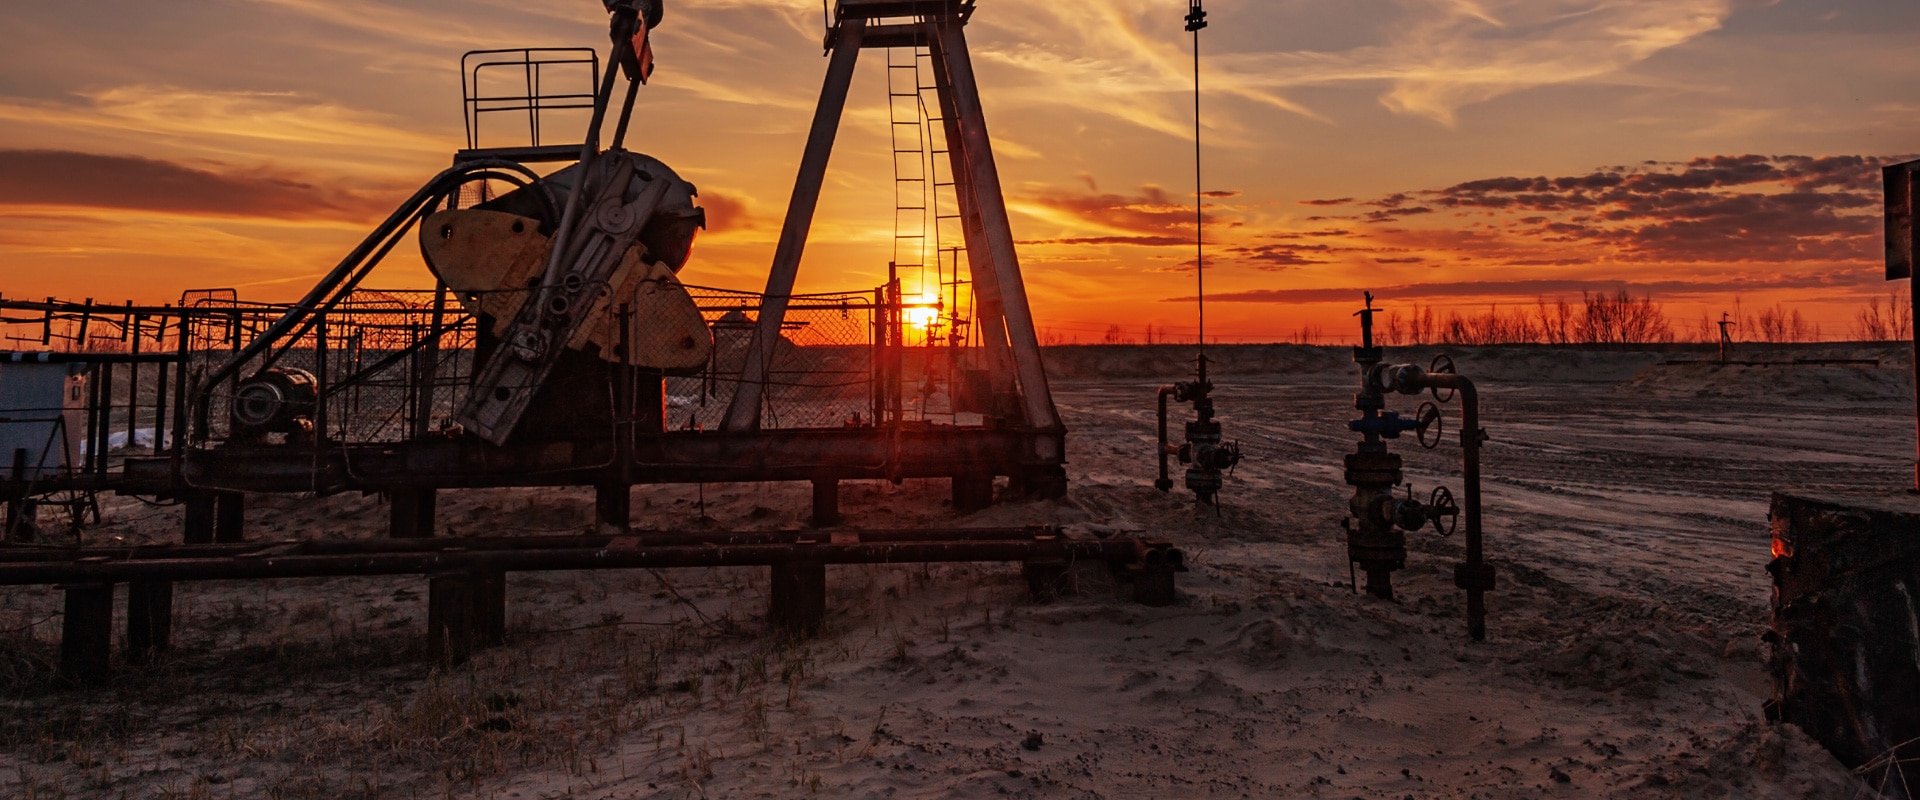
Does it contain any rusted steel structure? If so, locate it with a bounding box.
[4,526,1183,684]
[1882,157,1920,490]
[1767,492,1920,799]
[1342,293,1491,640]
[0,0,1154,683]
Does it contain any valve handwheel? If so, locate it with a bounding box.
[1415,402,1444,449]
[1428,485,1459,536]
[1429,354,1457,403]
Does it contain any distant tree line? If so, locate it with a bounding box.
[1071,288,1913,346]
[1852,289,1913,341]
[1377,290,1675,346]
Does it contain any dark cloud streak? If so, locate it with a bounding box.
[1167,272,1875,305]
[0,149,380,220]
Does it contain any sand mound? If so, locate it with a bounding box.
[1619,360,1912,401]
[1040,344,1349,380]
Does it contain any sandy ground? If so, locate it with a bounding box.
[0,343,1908,799]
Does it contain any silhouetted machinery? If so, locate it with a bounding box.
[1155,357,1241,505]
[1151,0,1242,507]
[1343,293,1494,640]
[170,0,1069,525]
[0,0,1200,685]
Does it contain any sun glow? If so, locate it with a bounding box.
[903,292,942,330]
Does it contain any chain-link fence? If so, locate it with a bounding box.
[4,280,992,465]
[670,289,879,430]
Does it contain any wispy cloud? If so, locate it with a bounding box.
[0,86,443,166]
[1175,270,1875,305]
[971,0,1732,135]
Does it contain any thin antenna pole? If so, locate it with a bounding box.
[1186,1,1207,360]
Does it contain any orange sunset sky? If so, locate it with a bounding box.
[1,0,1917,343]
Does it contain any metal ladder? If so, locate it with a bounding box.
[890,47,976,336]
[886,47,930,289]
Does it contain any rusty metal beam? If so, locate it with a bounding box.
[926,25,1014,394]
[136,425,1065,493]
[0,537,1152,587]
[0,526,1074,563]
[833,0,972,23]
[931,23,1060,435]
[0,535,1158,585]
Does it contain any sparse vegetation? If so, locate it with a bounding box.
[1378,290,1675,345]
[1853,288,1914,342]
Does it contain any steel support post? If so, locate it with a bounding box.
[931,23,1060,434]
[1130,546,1184,607]
[952,473,994,513]
[595,483,631,534]
[810,478,841,527]
[4,487,33,544]
[213,490,244,544]
[59,582,114,685]
[472,570,506,649]
[125,580,173,665]
[769,559,826,636]
[427,572,473,665]
[183,492,215,545]
[724,18,867,432]
[389,488,437,539]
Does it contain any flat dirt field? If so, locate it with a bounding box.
[0,343,1910,799]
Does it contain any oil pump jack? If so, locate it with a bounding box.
[175,0,1070,522]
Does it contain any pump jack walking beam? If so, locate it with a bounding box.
[724,1,1060,440]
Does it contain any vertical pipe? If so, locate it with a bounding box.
[126,315,141,453]
[173,316,190,458]
[871,287,884,425]
[153,313,170,456]
[1421,373,1487,641]
[1155,386,1176,491]
[1459,380,1485,641]
[95,361,113,478]
[314,316,329,463]
[723,18,866,432]
[1189,1,1206,359]
[83,364,100,475]
[419,281,447,439]
[888,274,903,425]
[1910,271,1919,491]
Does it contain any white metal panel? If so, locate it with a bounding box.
[0,362,84,479]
